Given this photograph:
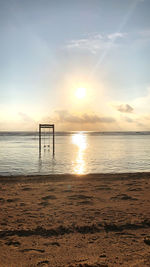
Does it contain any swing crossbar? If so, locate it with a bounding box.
[39,124,54,128]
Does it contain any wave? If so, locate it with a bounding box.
[1,131,150,137]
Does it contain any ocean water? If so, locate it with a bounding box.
[0,131,150,175]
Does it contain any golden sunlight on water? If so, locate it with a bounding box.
[72,133,87,174]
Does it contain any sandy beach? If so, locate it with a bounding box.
[0,173,150,267]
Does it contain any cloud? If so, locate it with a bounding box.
[66,32,126,54]
[132,87,150,113]
[139,29,150,38]
[133,28,150,46]
[18,112,35,123]
[107,32,126,40]
[123,116,134,123]
[66,35,104,54]
[54,110,115,124]
[115,104,134,113]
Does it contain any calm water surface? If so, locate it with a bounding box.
[0,131,150,175]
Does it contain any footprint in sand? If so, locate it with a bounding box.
[68,194,93,200]
[0,198,5,203]
[41,195,57,200]
[6,198,20,203]
[44,241,60,247]
[76,200,93,205]
[39,201,49,207]
[111,194,137,200]
[68,263,108,267]
[95,186,111,191]
[5,240,21,247]
[20,248,45,253]
[37,260,49,267]
[21,187,32,191]
[47,188,55,192]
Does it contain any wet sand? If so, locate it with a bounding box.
[0,173,150,267]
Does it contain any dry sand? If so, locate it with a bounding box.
[0,173,150,267]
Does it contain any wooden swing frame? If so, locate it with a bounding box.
[39,124,55,155]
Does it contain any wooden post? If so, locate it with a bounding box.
[53,124,55,155]
[39,124,41,151]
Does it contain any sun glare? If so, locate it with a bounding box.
[75,87,86,99]
[72,133,87,174]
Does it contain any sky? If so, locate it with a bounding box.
[1,0,150,131]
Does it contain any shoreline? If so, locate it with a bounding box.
[0,171,150,183]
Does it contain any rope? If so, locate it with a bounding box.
[48,128,50,148]
[44,128,46,148]
[42,128,51,149]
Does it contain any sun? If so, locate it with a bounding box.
[75,87,86,99]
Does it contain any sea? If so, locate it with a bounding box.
[0,131,150,176]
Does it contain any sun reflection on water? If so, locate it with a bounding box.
[72,132,87,174]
